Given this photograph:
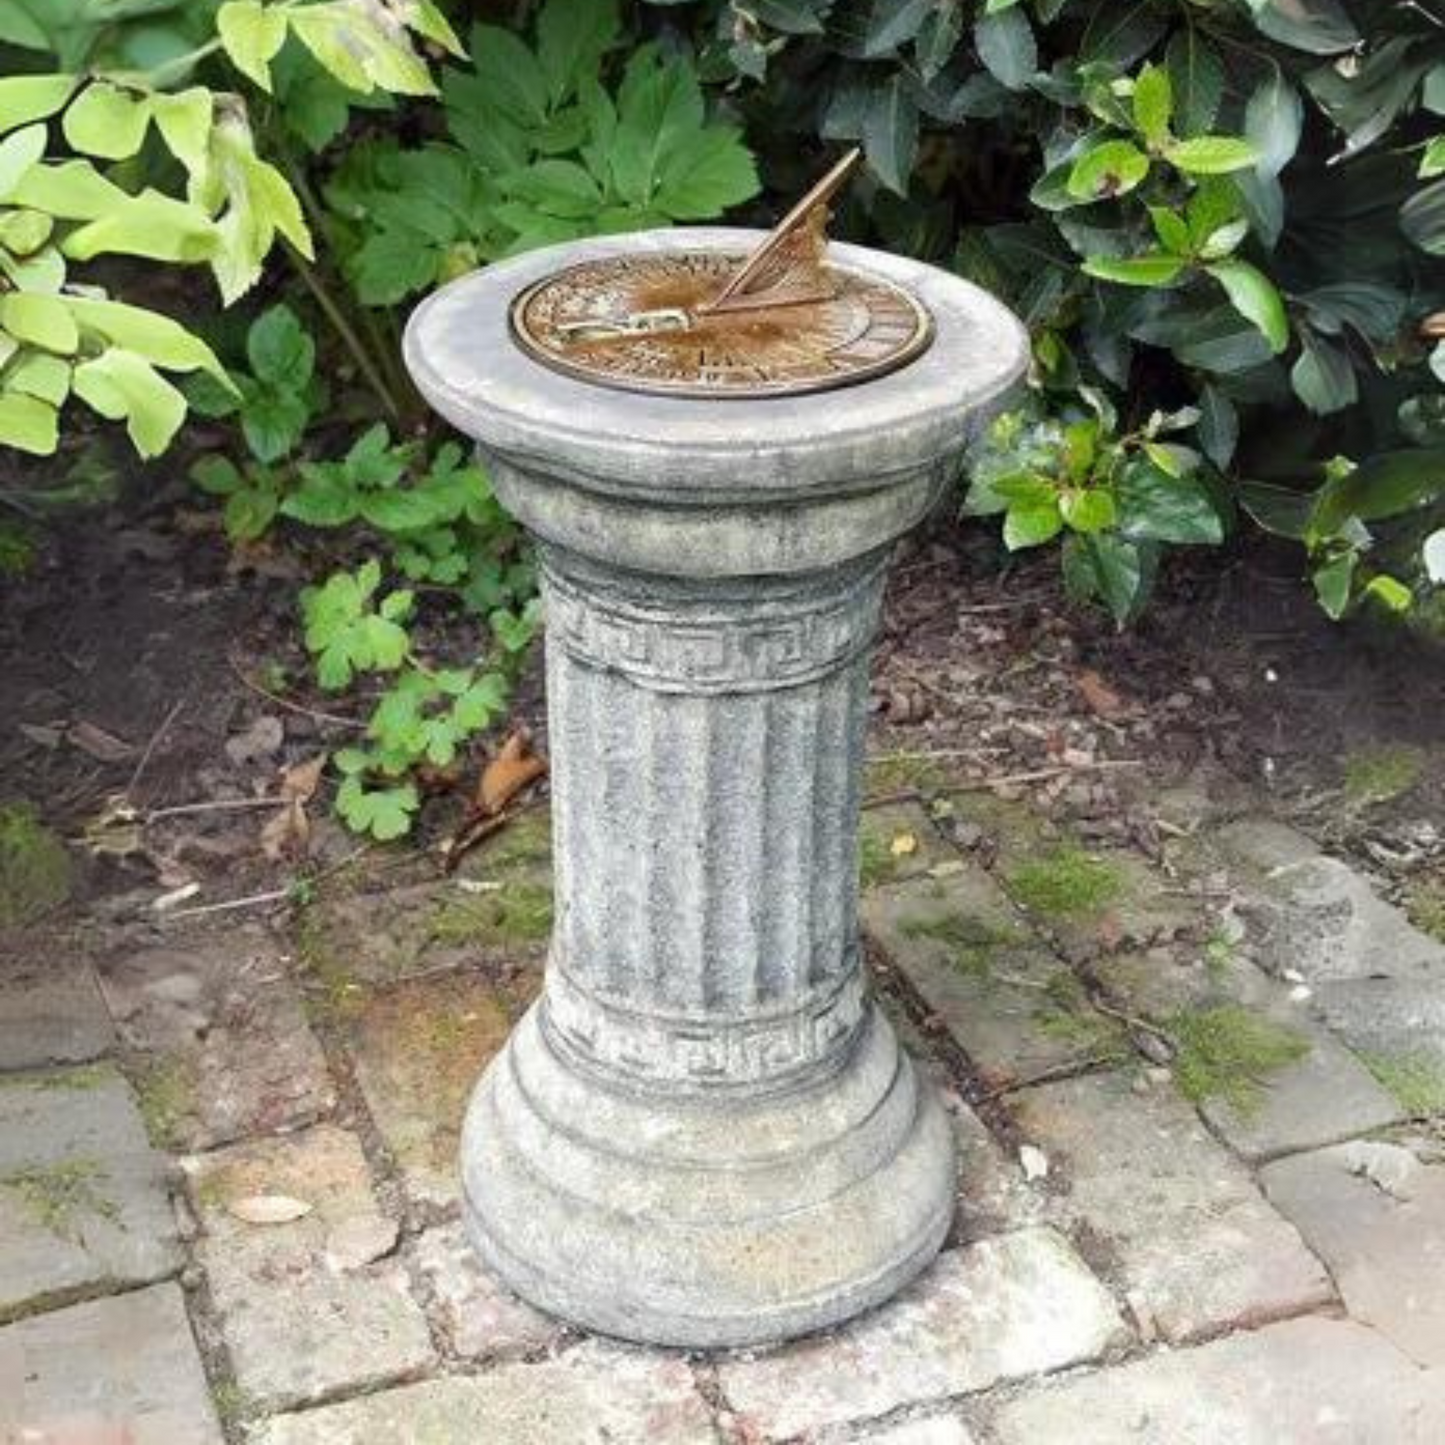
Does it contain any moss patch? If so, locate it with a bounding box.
[901,912,1022,979]
[0,802,72,928]
[462,808,553,876]
[0,1158,118,1239]
[296,909,367,1022]
[1168,1003,1310,1116]
[1343,745,1425,805]
[1405,874,1445,943]
[1359,1050,1445,1117]
[1005,845,1125,918]
[131,1056,194,1148]
[1034,970,1129,1059]
[865,754,948,796]
[428,881,553,948]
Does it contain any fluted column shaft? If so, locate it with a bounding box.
[540,546,882,1094]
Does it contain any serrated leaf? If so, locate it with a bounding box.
[655,125,759,219]
[537,0,619,102]
[1206,258,1288,352]
[224,484,280,541]
[247,304,314,387]
[191,455,244,496]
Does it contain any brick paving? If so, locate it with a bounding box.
[3,778,1444,1442]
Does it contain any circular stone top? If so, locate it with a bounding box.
[404,228,1028,504]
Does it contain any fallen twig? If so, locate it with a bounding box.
[975,1054,1119,1101]
[147,796,288,821]
[939,759,1145,793]
[125,696,186,800]
[228,656,366,730]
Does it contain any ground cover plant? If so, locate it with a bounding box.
[2,0,1441,840]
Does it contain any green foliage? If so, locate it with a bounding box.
[668,0,1445,622]
[326,0,759,307]
[1004,843,1125,917]
[1169,1003,1310,1116]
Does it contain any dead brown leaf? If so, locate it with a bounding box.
[260,754,326,862]
[477,731,547,815]
[1076,669,1129,720]
[69,721,135,763]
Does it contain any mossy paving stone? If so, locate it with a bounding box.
[96,931,335,1150]
[0,934,113,1070]
[0,803,72,931]
[1009,1071,1332,1343]
[0,1283,223,1443]
[0,1063,181,1322]
[865,871,1127,1084]
[183,1123,433,1411]
[1096,952,1403,1160]
[341,967,541,1209]
[857,801,955,889]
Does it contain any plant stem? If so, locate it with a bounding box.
[286,242,403,423]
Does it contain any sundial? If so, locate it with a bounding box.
[508,148,934,399]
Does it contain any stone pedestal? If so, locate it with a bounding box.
[405,229,1027,1347]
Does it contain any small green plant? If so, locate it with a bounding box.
[1005,844,1125,918]
[0,801,71,927]
[1169,1003,1310,1116]
[1342,744,1426,805]
[1,1158,118,1239]
[1359,1050,1445,1117]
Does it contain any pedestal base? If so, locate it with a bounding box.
[459,1002,955,1348]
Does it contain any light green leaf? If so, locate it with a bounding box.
[64,190,218,264]
[62,82,151,161]
[1165,135,1258,175]
[1067,139,1150,200]
[0,291,77,353]
[1060,489,1117,534]
[1148,205,1190,253]
[1082,253,1185,286]
[411,1,465,57]
[65,298,229,382]
[10,159,124,219]
[0,75,77,133]
[1132,63,1172,147]
[72,349,187,458]
[1312,552,1355,617]
[0,391,57,455]
[1364,575,1412,612]
[1004,499,1063,550]
[289,5,373,92]
[218,1,289,91]
[151,89,213,178]
[0,208,51,255]
[0,124,46,202]
[6,351,69,406]
[1421,137,1445,180]
[1205,258,1288,352]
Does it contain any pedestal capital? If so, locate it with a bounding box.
[404,228,1027,577]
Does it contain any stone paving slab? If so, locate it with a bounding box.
[854,1416,978,1444]
[1213,817,1445,984]
[1261,1140,1445,1368]
[989,1315,1445,1444]
[943,1089,1045,1241]
[256,1342,717,1444]
[412,1221,564,1359]
[1309,976,1445,1114]
[866,872,1126,1085]
[184,1123,433,1410]
[1097,950,1402,1160]
[97,934,335,1150]
[1009,1071,1332,1342]
[0,941,112,1070]
[718,1227,1126,1439]
[343,968,535,1209]
[0,1282,223,1444]
[0,1064,181,1321]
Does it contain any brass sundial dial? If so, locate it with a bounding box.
[508,149,934,399]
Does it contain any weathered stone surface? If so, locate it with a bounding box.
[1261,1140,1445,1368]
[0,943,112,1069]
[990,1316,1445,1444]
[0,1064,180,1320]
[1097,950,1402,1160]
[344,969,531,1208]
[258,1342,717,1444]
[407,230,1028,1346]
[941,1088,1043,1239]
[718,1228,1126,1438]
[302,824,553,990]
[97,932,335,1149]
[859,803,957,886]
[865,870,1125,1084]
[185,1123,433,1409]
[856,1416,978,1444]
[1310,975,1445,1110]
[413,1222,563,1359]
[0,1283,223,1443]
[1214,817,1445,984]
[1010,1072,1332,1342]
